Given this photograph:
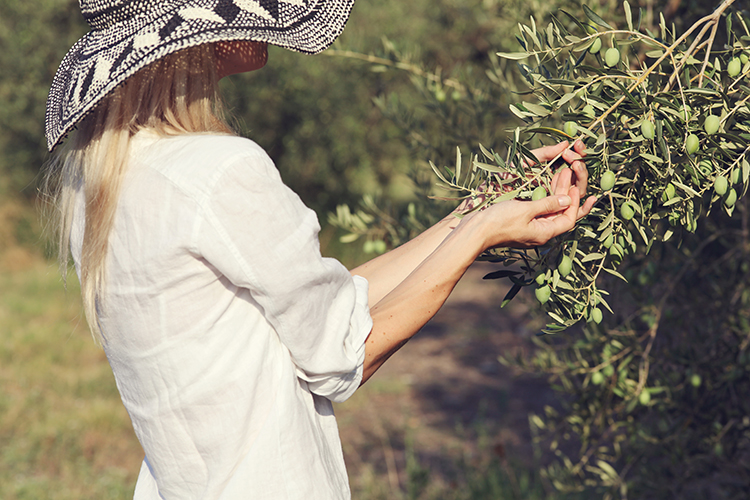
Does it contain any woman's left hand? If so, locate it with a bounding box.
[536,139,595,220]
[460,139,597,250]
[456,140,595,218]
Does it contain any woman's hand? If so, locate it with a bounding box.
[460,139,597,250]
[455,140,594,215]
[536,140,588,185]
[537,139,595,218]
[467,186,577,249]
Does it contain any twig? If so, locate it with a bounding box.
[698,17,721,88]
[325,49,469,94]
[588,0,737,134]
[663,17,713,91]
[634,231,724,395]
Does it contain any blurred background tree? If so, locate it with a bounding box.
[0,0,86,197]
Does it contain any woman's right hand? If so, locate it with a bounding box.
[460,140,597,251]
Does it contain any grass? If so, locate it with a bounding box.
[0,251,143,500]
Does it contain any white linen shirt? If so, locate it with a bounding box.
[69,131,372,499]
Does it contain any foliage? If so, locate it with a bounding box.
[509,200,750,499]
[331,0,750,497]
[0,0,88,197]
[486,0,749,333]
[336,0,750,332]
[486,2,750,498]
[457,4,750,494]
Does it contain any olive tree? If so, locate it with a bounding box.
[331,0,750,497]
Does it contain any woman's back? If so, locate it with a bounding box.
[72,131,369,499]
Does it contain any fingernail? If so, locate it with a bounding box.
[557,195,571,207]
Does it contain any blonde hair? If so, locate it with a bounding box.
[43,43,234,343]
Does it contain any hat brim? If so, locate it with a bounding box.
[45,0,355,151]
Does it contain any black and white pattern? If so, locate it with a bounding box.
[45,0,355,151]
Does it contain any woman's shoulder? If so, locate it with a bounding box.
[135,131,271,166]
[132,131,279,196]
[177,132,268,156]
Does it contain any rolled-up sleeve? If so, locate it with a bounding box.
[193,146,372,402]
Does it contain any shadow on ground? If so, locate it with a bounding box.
[336,262,562,497]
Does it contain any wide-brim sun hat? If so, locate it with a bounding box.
[45,0,355,151]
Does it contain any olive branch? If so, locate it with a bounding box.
[431,0,749,332]
[327,0,749,333]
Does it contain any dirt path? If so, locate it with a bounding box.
[335,262,556,497]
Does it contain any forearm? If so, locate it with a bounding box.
[360,213,485,384]
[351,212,460,307]
[355,141,595,385]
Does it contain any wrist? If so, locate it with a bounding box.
[451,210,494,257]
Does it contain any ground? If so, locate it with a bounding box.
[336,262,556,498]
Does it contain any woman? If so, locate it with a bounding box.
[43,0,595,498]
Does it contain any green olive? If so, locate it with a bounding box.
[582,104,596,119]
[686,134,700,155]
[725,188,738,207]
[661,183,676,202]
[535,285,551,304]
[602,233,614,249]
[591,307,603,324]
[373,240,387,254]
[731,169,740,184]
[535,272,546,285]
[589,38,602,54]
[639,390,651,405]
[690,374,702,388]
[609,244,624,263]
[728,57,742,77]
[699,158,714,176]
[434,89,447,102]
[714,176,729,196]
[603,364,615,377]
[741,53,749,65]
[641,120,655,140]
[704,115,721,135]
[620,201,636,220]
[531,185,548,201]
[605,47,620,67]
[600,170,616,191]
[558,255,573,277]
[591,371,605,385]
[563,121,578,137]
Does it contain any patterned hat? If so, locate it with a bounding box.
[45,0,355,151]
